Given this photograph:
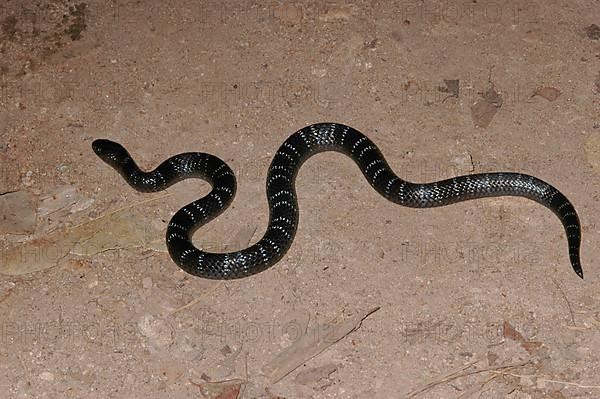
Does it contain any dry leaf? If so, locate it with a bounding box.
[487,351,499,366]
[262,307,379,383]
[503,321,542,355]
[533,86,561,101]
[585,135,600,172]
[0,196,168,276]
[585,24,600,40]
[438,79,459,98]
[318,5,355,21]
[471,86,503,128]
[294,363,337,386]
[521,341,543,354]
[482,86,503,106]
[502,321,524,342]
[191,379,244,399]
[215,384,241,399]
[471,99,499,128]
[547,391,567,399]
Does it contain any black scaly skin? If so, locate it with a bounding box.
[92,123,583,280]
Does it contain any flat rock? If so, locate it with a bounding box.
[0,191,36,234]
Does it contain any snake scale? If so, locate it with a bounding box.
[92,123,583,280]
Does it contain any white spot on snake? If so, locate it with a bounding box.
[168,222,186,231]
[212,163,228,179]
[558,202,570,211]
[264,238,281,253]
[277,151,295,162]
[271,216,292,224]
[340,125,349,145]
[215,171,234,179]
[212,192,224,207]
[182,207,196,221]
[192,202,208,217]
[181,249,193,260]
[272,200,293,209]
[215,186,234,196]
[358,145,374,159]
[365,159,384,174]
[271,225,291,238]
[385,176,399,194]
[372,167,385,181]
[272,190,293,198]
[267,174,290,186]
[257,244,268,261]
[154,171,167,187]
[351,137,367,154]
[283,142,300,157]
[167,232,186,242]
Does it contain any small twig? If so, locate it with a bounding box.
[405,360,480,398]
[405,359,533,398]
[75,193,173,230]
[239,351,249,398]
[550,276,575,326]
[455,373,499,399]
[0,287,13,304]
[169,281,224,314]
[18,355,31,388]
[490,370,600,389]
[541,378,600,389]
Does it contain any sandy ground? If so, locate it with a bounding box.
[1,0,600,398]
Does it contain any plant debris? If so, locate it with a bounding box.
[190,378,244,399]
[438,79,460,100]
[0,191,36,234]
[294,363,338,389]
[64,3,87,41]
[471,85,503,128]
[585,24,600,40]
[533,86,561,101]
[262,307,379,383]
[1,16,18,41]
[502,321,543,355]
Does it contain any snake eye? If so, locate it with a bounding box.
[92,139,116,156]
[92,140,105,155]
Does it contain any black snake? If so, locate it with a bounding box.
[92,123,583,280]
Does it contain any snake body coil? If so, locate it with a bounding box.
[92,123,583,279]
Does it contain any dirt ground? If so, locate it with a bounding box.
[1,0,600,398]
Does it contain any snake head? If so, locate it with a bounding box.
[92,139,132,168]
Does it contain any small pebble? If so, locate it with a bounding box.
[311,68,327,78]
[71,198,95,213]
[519,375,535,386]
[124,373,135,386]
[142,277,153,289]
[138,315,173,349]
[220,344,232,355]
[39,371,55,381]
[22,171,34,186]
[537,378,546,389]
[576,346,589,354]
